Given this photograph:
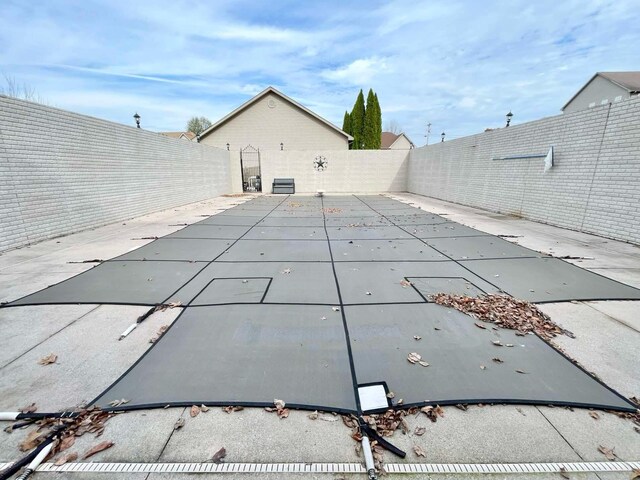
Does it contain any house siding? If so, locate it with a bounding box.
[563,75,629,113]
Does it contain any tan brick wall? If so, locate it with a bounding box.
[0,95,232,252]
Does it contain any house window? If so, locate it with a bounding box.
[600,99,608,105]
[588,102,596,108]
[614,95,623,102]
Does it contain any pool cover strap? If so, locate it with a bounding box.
[359,418,406,458]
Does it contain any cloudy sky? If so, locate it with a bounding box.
[1,0,638,144]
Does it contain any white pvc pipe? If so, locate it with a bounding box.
[361,436,377,480]
[28,441,54,470]
[0,412,20,421]
[118,323,138,340]
[16,441,54,480]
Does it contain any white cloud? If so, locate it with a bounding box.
[321,57,389,85]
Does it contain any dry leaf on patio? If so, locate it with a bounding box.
[418,361,430,367]
[209,447,226,464]
[281,268,291,274]
[108,399,129,408]
[190,405,201,417]
[332,307,340,312]
[58,435,76,452]
[559,466,570,479]
[407,352,422,364]
[38,353,58,365]
[222,406,244,414]
[413,445,427,457]
[400,280,412,287]
[420,405,444,423]
[20,403,37,414]
[492,357,504,363]
[308,411,319,420]
[19,430,47,452]
[474,322,487,329]
[173,418,185,430]
[515,369,529,374]
[480,365,486,370]
[414,426,426,436]
[413,335,422,340]
[491,340,503,347]
[277,408,290,419]
[589,411,600,420]
[54,452,78,466]
[200,405,210,412]
[274,399,286,410]
[386,392,395,399]
[631,468,640,479]
[82,440,114,459]
[597,445,617,461]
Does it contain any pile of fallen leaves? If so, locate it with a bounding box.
[322,207,342,214]
[430,293,573,341]
[12,406,116,466]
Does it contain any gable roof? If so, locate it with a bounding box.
[381,132,399,149]
[160,131,196,140]
[562,72,640,111]
[199,86,353,141]
[381,131,414,149]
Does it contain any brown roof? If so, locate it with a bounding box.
[381,132,400,149]
[598,72,640,91]
[160,131,196,140]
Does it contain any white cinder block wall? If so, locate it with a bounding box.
[260,150,409,193]
[408,97,640,245]
[0,96,231,252]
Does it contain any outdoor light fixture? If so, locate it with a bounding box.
[441,132,445,142]
[226,143,230,151]
[133,112,141,128]
[506,111,513,127]
[280,142,284,151]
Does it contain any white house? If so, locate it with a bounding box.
[562,72,640,113]
[381,131,414,150]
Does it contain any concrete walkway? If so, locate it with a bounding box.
[0,193,638,479]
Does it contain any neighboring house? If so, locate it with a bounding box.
[562,72,640,113]
[381,131,414,150]
[160,131,196,141]
[198,86,352,151]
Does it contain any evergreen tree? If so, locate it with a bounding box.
[374,93,382,149]
[342,111,352,136]
[350,89,365,149]
[363,88,377,149]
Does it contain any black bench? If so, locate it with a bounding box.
[272,178,295,194]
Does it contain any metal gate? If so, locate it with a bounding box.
[240,145,261,192]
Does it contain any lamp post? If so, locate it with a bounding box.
[506,111,513,127]
[441,132,445,142]
[133,112,141,128]
[424,122,432,145]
